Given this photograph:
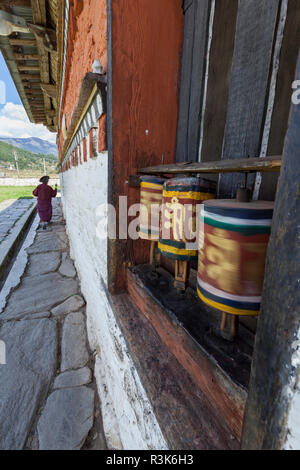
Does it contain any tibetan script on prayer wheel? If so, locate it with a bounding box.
[158,177,216,261]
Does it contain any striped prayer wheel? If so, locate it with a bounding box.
[158,177,216,291]
[197,199,274,340]
[139,176,165,266]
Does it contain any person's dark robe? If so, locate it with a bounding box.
[33,183,57,222]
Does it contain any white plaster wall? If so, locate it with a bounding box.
[60,154,167,450]
[284,328,300,450]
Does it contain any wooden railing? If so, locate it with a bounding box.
[138,155,282,176]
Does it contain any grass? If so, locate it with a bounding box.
[0,186,36,203]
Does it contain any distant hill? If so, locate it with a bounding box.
[0,140,57,174]
[0,137,57,156]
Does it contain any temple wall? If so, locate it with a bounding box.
[59,156,167,450]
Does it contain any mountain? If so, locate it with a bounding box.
[0,140,57,173]
[0,137,57,156]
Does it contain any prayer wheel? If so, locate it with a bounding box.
[139,176,165,265]
[158,177,216,290]
[197,199,274,340]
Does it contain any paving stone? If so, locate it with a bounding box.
[59,254,76,277]
[27,252,61,276]
[27,232,67,254]
[37,386,95,450]
[61,312,89,371]
[54,367,92,389]
[51,295,85,317]
[0,319,57,450]
[1,272,78,320]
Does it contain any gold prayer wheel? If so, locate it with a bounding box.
[139,176,165,265]
[197,198,274,340]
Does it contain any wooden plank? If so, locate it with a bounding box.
[127,266,248,442]
[14,54,39,60]
[0,0,31,6]
[139,155,282,175]
[176,0,210,163]
[31,0,51,127]
[40,83,56,98]
[9,39,36,46]
[219,0,280,198]
[200,0,239,163]
[241,51,300,450]
[20,74,40,80]
[259,0,300,201]
[112,289,240,449]
[18,65,40,71]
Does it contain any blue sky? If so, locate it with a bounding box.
[0,52,57,143]
[0,52,21,108]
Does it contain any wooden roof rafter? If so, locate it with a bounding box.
[0,0,58,132]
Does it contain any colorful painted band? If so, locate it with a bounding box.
[197,288,260,316]
[158,239,197,261]
[197,278,261,316]
[201,213,272,235]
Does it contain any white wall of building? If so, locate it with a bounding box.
[60,154,167,450]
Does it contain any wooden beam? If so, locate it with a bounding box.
[45,109,56,118]
[138,156,282,176]
[40,83,56,98]
[14,54,39,61]
[18,65,40,71]
[31,0,52,127]
[241,52,300,451]
[0,0,31,6]
[20,74,40,80]
[9,38,36,46]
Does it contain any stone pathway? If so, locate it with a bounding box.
[0,198,34,244]
[0,199,106,450]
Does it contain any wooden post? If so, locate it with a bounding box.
[174,260,189,291]
[241,51,300,450]
[220,313,239,341]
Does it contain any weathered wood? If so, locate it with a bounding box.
[112,291,240,449]
[0,0,31,6]
[260,0,300,200]
[9,39,36,46]
[126,265,249,442]
[241,51,300,450]
[14,54,39,60]
[31,0,51,127]
[139,155,281,175]
[60,73,107,159]
[176,0,211,163]
[200,0,239,162]
[107,0,184,294]
[20,74,40,80]
[219,0,281,198]
[18,65,40,71]
[127,174,141,188]
[40,83,56,98]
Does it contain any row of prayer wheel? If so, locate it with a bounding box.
[139,175,274,340]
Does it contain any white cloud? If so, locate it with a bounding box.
[0,102,57,144]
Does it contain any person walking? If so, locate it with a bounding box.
[33,176,57,229]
